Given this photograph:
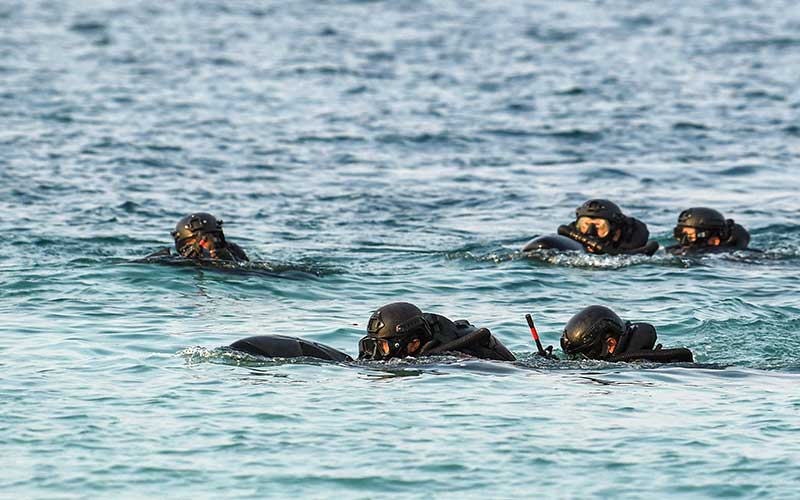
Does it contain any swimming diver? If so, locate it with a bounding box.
[559,305,693,363]
[666,207,750,255]
[230,302,516,362]
[522,199,658,255]
[147,212,249,262]
[558,199,658,255]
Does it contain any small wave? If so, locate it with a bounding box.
[715,38,800,54]
[580,167,635,179]
[376,132,482,146]
[292,134,366,144]
[555,87,586,96]
[179,346,338,367]
[524,250,683,269]
[144,144,183,152]
[181,347,520,375]
[544,129,604,142]
[69,20,107,33]
[483,128,534,138]
[524,25,578,42]
[132,254,342,277]
[741,90,785,101]
[686,311,800,371]
[448,245,685,269]
[506,102,535,112]
[181,347,725,376]
[279,65,393,80]
[784,125,800,136]
[716,165,761,176]
[673,121,709,131]
[619,14,656,28]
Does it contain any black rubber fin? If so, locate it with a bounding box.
[230,335,353,362]
[522,234,585,251]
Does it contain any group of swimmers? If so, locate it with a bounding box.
[150,200,754,365]
[522,199,751,256]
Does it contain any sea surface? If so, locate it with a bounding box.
[2,0,799,498]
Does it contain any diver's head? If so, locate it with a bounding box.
[171,213,229,259]
[560,305,625,360]
[358,302,434,361]
[575,199,625,240]
[673,207,729,247]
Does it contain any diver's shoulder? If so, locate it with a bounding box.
[228,242,250,261]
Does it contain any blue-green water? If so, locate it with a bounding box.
[2,0,800,498]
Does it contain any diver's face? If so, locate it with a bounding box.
[577,217,610,238]
[178,233,226,259]
[676,227,698,243]
[358,336,422,360]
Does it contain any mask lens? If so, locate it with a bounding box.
[577,217,608,237]
[378,339,392,356]
[358,337,380,359]
[675,227,698,245]
[562,333,604,358]
[577,217,593,233]
[358,336,408,360]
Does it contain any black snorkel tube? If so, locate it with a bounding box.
[526,314,557,359]
[558,224,608,253]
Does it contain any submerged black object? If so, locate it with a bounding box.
[230,335,353,362]
[170,212,249,262]
[522,234,585,252]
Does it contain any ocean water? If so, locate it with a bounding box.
[2,0,799,498]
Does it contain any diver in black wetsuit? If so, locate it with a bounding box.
[556,199,658,255]
[559,305,693,363]
[357,302,516,362]
[147,213,249,262]
[230,302,516,362]
[666,207,750,255]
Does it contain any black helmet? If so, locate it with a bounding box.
[358,302,434,360]
[171,213,228,258]
[575,199,625,224]
[673,207,730,245]
[560,305,625,359]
